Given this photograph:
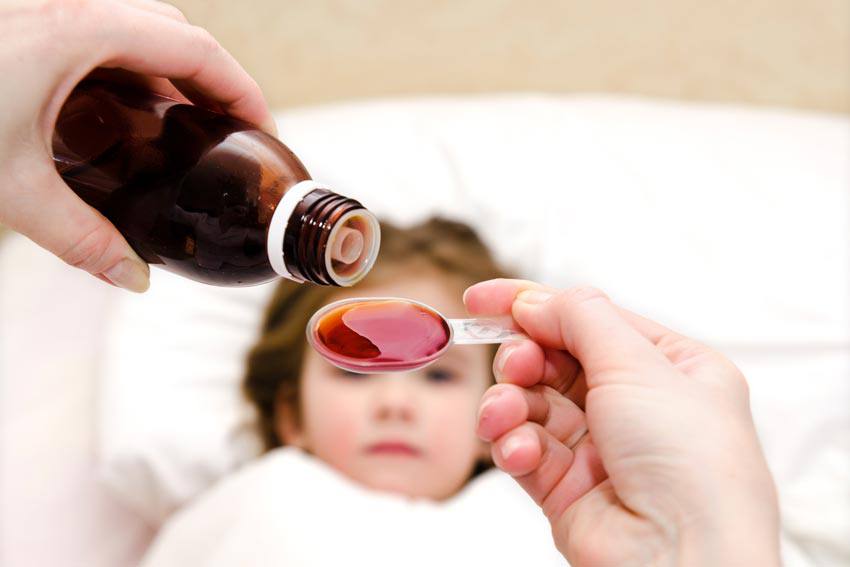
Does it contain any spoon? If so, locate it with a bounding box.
[306,297,526,373]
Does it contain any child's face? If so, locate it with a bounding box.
[278,270,492,500]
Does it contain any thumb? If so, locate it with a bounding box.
[511,287,670,388]
[8,168,150,293]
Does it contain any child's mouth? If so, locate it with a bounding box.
[365,441,421,457]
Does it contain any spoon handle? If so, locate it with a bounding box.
[449,316,527,345]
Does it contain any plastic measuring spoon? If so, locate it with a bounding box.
[307,297,526,373]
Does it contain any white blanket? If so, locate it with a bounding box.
[141,440,847,567]
[142,447,567,567]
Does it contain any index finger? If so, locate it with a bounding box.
[92,3,276,134]
[466,279,672,389]
[463,278,550,316]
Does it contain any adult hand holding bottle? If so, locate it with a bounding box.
[0,0,276,292]
[467,279,781,566]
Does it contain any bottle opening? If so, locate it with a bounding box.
[326,210,380,286]
[331,226,365,264]
[271,183,381,287]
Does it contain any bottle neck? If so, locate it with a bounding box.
[267,181,380,287]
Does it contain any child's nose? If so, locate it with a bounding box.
[372,375,417,422]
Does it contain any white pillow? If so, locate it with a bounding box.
[98,95,850,548]
[98,270,271,522]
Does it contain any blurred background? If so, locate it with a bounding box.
[172,0,849,113]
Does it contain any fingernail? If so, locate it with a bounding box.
[517,290,554,305]
[103,258,150,293]
[477,393,500,426]
[495,344,518,375]
[265,118,280,137]
[479,392,499,413]
[501,435,526,460]
[462,286,471,306]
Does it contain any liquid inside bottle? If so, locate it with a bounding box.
[311,299,451,372]
[52,79,379,287]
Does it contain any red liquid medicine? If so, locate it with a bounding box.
[311,299,451,372]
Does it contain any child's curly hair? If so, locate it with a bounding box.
[243,217,511,451]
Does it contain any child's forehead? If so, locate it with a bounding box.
[439,344,489,366]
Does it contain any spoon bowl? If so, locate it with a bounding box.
[307,297,525,373]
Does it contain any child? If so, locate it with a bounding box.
[242,217,507,500]
[142,218,566,566]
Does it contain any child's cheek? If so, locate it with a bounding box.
[427,393,480,454]
[308,388,363,464]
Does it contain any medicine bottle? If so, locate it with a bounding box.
[53,79,379,287]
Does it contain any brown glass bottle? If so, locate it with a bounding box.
[52,79,379,287]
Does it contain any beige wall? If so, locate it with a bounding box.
[173,0,849,114]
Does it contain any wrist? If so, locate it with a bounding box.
[677,525,781,566]
[658,424,782,566]
[674,484,781,567]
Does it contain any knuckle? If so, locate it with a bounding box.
[190,25,221,56]
[722,360,751,396]
[65,0,99,20]
[59,223,114,272]
[547,287,611,345]
[160,2,187,22]
[668,337,751,397]
[42,0,95,29]
[656,333,700,357]
[559,285,610,308]
[245,75,262,93]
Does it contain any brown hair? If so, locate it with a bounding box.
[243,217,511,451]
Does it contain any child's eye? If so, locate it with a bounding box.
[425,367,457,383]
